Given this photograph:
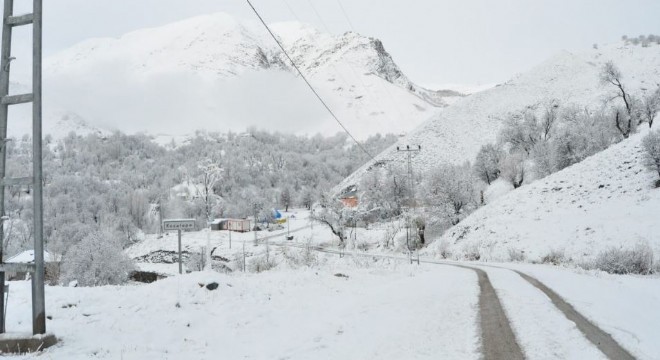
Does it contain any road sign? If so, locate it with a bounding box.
[163,219,195,231]
[163,219,195,274]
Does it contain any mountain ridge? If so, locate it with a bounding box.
[336,41,660,194]
[40,12,462,139]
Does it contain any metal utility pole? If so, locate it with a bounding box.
[177,229,183,274]
[396,145,421,253]
[157,199,164,239]
[0,0,46,335]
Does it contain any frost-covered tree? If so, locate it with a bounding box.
[640,87,660,129]
[473,144,503,185]
[312,194,347,244]
[642,130,660,179]
[300,187,315,210]
[498,113,538,155]
[61,230,135,286]
[500,152,526,188]
[280,187,292,212]
[194,159,222,222]
[530,140,553,179]
[359,164,409,219]
[423,163,480,225]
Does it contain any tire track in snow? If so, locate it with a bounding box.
[513,270,635,360]
[457,265,525,360]
[274,242,636,359]
[274,243,523,359]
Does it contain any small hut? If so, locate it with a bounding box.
[210,219,251,232]
[5,250,61,282]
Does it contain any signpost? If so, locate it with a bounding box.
[163,219,195,274]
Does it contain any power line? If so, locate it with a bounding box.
[281,0,300,20]
[245,0,377,162]
[335,0,356,31]
[305,0,402,132]
[331,0,409,125]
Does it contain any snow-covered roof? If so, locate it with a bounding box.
[6,250,60,264]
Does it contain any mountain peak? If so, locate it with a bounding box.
[41,13,460,139]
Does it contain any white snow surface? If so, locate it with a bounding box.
[6,265,480,360]
[431,129,660,262]
[501,263,660,360]
[337,42,660,193]
[41,12,459,139]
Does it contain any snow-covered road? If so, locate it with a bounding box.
[5,239,658,359]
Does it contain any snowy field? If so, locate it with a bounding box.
[5,248,660,359]
[6,262,480,360]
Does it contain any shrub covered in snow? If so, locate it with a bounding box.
[507,248,526,262]
[282,242,319,268]
[462,241,482,261]
[248,255,277,273]
[540,249,566,265]
[61,230,135,286]
[436,239,452,259]
[592,243,655,275]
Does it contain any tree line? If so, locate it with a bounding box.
[2,129,397,285]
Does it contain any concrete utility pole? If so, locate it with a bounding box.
[0,0,46,335]
[396,145,421,254]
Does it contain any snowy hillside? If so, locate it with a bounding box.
[431,129,660,262]
[42,12,459,139]
[337,42,660,193]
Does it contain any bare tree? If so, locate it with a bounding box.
[540,101,560,141]
[640,87,660,129]
[312,195,347,244]
[195,159,222,222]
[600,61,639,138]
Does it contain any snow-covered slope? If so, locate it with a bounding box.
[431,129,660,262]
[43,13,458,139]
[337,42,660,193]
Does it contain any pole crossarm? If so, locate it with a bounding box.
[6,13,33,27]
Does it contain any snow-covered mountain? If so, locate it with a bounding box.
[42,12,460,139]
[337,41,660,193]
[430,129,660,263]
[6,82,107,139]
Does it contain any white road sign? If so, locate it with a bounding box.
[163,219,195,231]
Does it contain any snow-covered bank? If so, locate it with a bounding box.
[6,265,479,360]
[433,130,660,264]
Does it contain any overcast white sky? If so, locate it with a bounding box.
[8,0,660,86]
